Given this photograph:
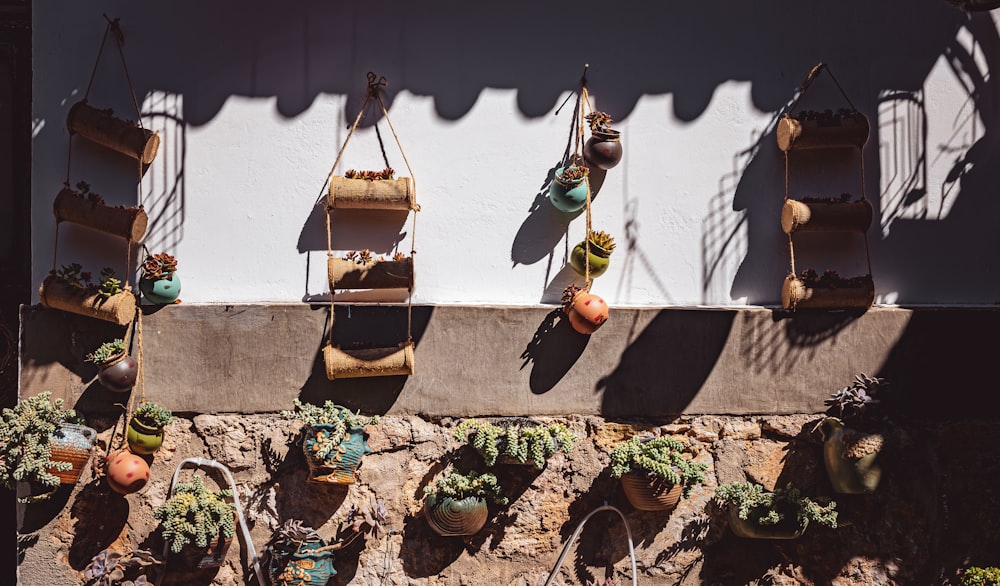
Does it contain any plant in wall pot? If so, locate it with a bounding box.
[454,418,578,469]
[609,435,708,512]
[127,402,173,455]
[423,469,508,537]
[86,338,137,393]
[153,474,236,568]
[714,482,838,539]
[139,251,181,304]
[562,284,609,335]
[961,566,1000,586]
[82,547,162,586]
[570,230,616,278]
[583,111,623,170]
[815,373,889,494]
[0,392,96,502]
[264,519,337,586]
[549,161,591,213]
[281,399,379,485]
[40,263,136,326]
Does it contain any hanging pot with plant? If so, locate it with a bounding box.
[40,264,136,326]
[48,421,98,487]
[281,400,379,485]
[782,269,875,311]
[329,250,413,290]
[52,181,148,241]
[139,251,181,305]
[86,338,137,393]
[549,163,591,213]
[609,436,707,512]
[66,101,160,164]
[328,167,418,211]
[105,448,151,495]
[154,474,236,568]
[570,230,616,279]
[815,373,889,494]
[582,111,623,170]
[454,418,578,469]
[714,482,837,539]
[423,470,508,537]
[562,284,609,335]
[127,402,173,455]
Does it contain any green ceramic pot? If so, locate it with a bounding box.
[570,241,612,278]
[140,273,181,304]
[127,417,165,455]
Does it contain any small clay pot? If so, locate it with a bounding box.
[98,354,137,392]
[569,241,612,278]
[140,273,181,304]
[548,166,590,213]
[583,130,623,170]
[127,417,165,455]
[566,291,609,335]
[106,450,150,495]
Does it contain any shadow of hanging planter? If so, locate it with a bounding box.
[323,342,414,380]
[520,309,590,395]
[53,185,148,241]
[328,175,418,211]
[66,100,160,164]
[39,276,136,326]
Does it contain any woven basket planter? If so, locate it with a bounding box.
[53,187,148,241]
[328,257,413,290]
[781,199,872,234]
[424,495,489,537]
[620,472,682,512]
[726,504,808,540]
[323,342,414,380]
[328,176,418,211]
[302,425,371,485]
[48,423,97,485]
[39,276,136,325]
[66,101,160,164]
[781,274,875,311]
[777,111,870,152]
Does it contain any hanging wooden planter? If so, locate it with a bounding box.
[328,257,414,290]
[328,176,417,211]
[323,342,414,380]
[620,471,682,512]
[423,495,489,537]
[53,187,147,241]
[39,276,136,325]
[66,101,160,164]
[781,198,873,234]
[781,274,875,310]
[777,110,870,151]
[48,423,97,485]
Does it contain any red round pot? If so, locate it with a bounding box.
[566,291,609,334]
[106,449,150,495]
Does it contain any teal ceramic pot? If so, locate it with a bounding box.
[583,130,623,170]
[549,167,590,213]
[140,273,181,304]
[570,241,612,278]
[268,539,337,586]
[98,354,137,392]
[727,504,808,539]
[424,495,489,536]
[303,425,371,484]
[127,417,164,455]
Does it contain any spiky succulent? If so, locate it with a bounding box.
[558,165,589,183]
[85,339,126,365]
[455,419,578,469]
[141,252,178,280]
[824,373,887,427]
[132,402,173,428]
[609,436,707,497]
[715,482,838,529]
[423,470,508,505]
[344,167,395,180]
[585,111,614,133]
[587,230,616,254]
[0,392,77,502]
[153,475,235,554]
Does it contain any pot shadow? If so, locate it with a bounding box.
[297,202,410,254]
[268,430,352,530]
[74,379,136,427]
[18,305,130,380]
[520,308,590,395]
[67,479,130,569]
[16,482,75,534]
[511,164,575,268]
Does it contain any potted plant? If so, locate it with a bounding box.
[264,519,337,586]
[549,162,591,213]
[776,108,870,152]
[454,418,578,470]
[782,268,875,311]
[583,111,623,170]
[40,263,136,325]
[139,252,181,305]
[423,469,508,537]
[0,392,96,502]
[328,167,419,211]
[329,250,414,290]
[714,482,838,539]
[781,192,873,234]
[562,284,609,335]
[127,402,173,455]
[815,373,889,494]
[961,566,1000,586]
[609,435,707,512]
[86,338,137,393]
[52,181,148,241]
[570,230,616,279]
[82,547,162,586]
[281,399,380,484]
[66,101,160,164]
[153,474,236,568]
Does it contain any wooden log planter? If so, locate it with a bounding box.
[53,187,148,241]
[39,276,136,325]
[327,176,418,211]
[781,198,873,234]
[777,110,870,152]
[328,257,413,290]
[781,274,875,311]
[66,101,160,164]
[323,342,414,380]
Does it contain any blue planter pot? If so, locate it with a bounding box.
[140,273,181,304]
[303,425,371,484]
[268,539,337,586]
[549,167,590,213]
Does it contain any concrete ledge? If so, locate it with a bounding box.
[18,303,998,419]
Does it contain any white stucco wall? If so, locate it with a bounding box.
[30,2,1000,307]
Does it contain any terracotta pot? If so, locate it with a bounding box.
[97,353,138,392]
[106,449,150,495]
[569,241,612,278]
[620,471,682,512]
[726,504,808,539]
[818,417,882,494]
[583,130,623,170]
[548,167,590,213]
[127,417,164,455]
[566,291,609,335]
[48,423,97,485]
[140,273,181,304]
[424,495,489,536]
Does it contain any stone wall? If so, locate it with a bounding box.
[17,412,1000,585]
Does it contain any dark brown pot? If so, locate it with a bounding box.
[583,130,623,170]
[98,354,138,392]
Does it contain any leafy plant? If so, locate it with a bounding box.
[132,402,173,428]
[141,252,178,280]
[609,436,707,497]
[962,566,1000,586]
[454,419,577,469]
[0,392,77,502]
[714,482,838,530]
[344,167,395,180]
[586,230,616,255]
[82,547,161,586]
[85,339,126,365]
[153,475,235,554]
[281,399,379,461]
[51,263,92,289]
[824,372,887,427]
[424,470,508,505]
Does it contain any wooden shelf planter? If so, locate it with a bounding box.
[328,257,413,290]
[39,275,136,325]
[777,110,869,152]
[53,186,148,241]
[323,341,414,380]
[781,274,875,310]
[327,176,418,211]
[781,198,872,234]
[66,100,160,164]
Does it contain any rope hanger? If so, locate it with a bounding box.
[563,64,597,292]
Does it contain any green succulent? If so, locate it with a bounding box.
[281,399,378,461]
[0,392,77,502]
[153,475,235,554]
[962,566,1000,586]
[454,419,577,469]
[85,339,126,365]
[423,470,508,505]
[609,436,707,497]
[97,268,123,299]
[132,402,173,428]
[714,482,838,530]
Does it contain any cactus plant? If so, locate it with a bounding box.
[454,419,577,469]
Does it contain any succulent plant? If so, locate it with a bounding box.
[454,419,578,469]
[85,339,126,365]
[97,268,123,299]
[281,399,379,461]
[392,252,407,262]
[799,268,871,289]
[961,566,1000,586]
[423,470,508,505]
[51,263,91,289]
[586,579,622,586]
[587,230,616,254]
[585,111,615,133]
[82,547,161,586]
[558,165,589,183]
[141,252,178,280]
[153,474,235,554]
[72,181,107,205]
[715,482,838,530]
[824,373,887,427]
[561,284,583,306]
[0,392,77,502]
[609,436,707,497]
[344,167,395,180]
[132,402,173,428]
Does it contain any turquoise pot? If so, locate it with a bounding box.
[140,273,181,304]
[268,539,337,586]
[549,167,590,213]
[303,425,371,484]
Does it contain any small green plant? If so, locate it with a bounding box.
[85,339,126,365]
[281,399,379,461]
[141,252,178,279]
[0,392,77,502]
[344,167,395,180]
[714,482,838,530]
[587,230,616,255]
[82,547,161,586]
[609,436,707,497]
[962,566,1000,586]
[424,470,508,505]
[97,268,123,299]
[132,402,173,428]
[153,475,235,554]
[454,419,578,469]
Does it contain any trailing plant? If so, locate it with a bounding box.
[0,392,77,502]
[344,167,395,180]
[141,252,178,280]
[585,111,615,133]
[961,566,1000,586]
[281,399,379,461]
[714,482,838,530]
[586,578,621,586]
[454,419,578,469]
[424,470,508,505]
[153,474,235,554]
[85,339,126,365]
[609,436,707,496]
[798,268,870,289]
[586,230,616,254]
[132,402,173,428]
[82,547,161,586]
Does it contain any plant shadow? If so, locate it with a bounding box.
[520,308,589,395]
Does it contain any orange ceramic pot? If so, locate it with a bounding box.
[566,291,609,334]
[106,450,150,495]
